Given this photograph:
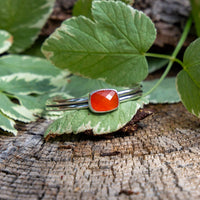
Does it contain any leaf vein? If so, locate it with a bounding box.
[100,4,139,52]
[67,23,110,53]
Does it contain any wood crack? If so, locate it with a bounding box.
[0,104,200,199]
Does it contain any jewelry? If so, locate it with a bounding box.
[47,85,142,113]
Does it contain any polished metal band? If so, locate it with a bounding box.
[47,85,142,112]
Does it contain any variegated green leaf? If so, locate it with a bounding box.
[42,0,156,86]
[14,94,50,114]
[0,55,68,95]
[44,92,74,120]
[0,55,62,78]
[44,97,148,137]
[0,93,35,122]
[0,112,17,135]
[15,91,69,115]
[0,30,13,54]
[0,55,67,135]
[0,0,55,53]
[0,75,56,95]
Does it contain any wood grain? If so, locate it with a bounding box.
[1,103,200,200]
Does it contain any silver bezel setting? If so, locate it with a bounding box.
[88,89,119,113]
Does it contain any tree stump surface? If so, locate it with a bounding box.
[1,103,200,200]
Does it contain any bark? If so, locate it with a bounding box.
[1,103,200,200]
[134,0,193,47]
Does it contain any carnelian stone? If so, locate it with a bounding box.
[90,89,119,112]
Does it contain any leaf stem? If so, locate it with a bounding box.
[144,52,184,67]
[143,16,192,97]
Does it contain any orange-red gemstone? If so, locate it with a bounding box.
[89,89,119,113]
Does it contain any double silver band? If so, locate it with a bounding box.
[47,85,142,112]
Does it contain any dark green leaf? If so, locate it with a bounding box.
[73,0,93,19]
[22,40,45,58]
[73,0,134,19]
[147,57,168,73]
[176,38,200,117]
[190,0,200,36]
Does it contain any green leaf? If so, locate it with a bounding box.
[22,40,45,58]
[44,97,148,137]
[143,77,180,103]
[147,57,168,73]
[0,111,17,135]
[42,0,156,86]
[63,75,124,97]
[73,0,93,19]
[73,0,134,19]
[0,0,55,53]
[0,30,13,54]
[176,38,200,117]
[190,0,200,36]
[177,71,200,117]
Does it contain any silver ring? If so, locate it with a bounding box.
[47,85,142,113]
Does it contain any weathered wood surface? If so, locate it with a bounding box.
[1,103,200,200]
